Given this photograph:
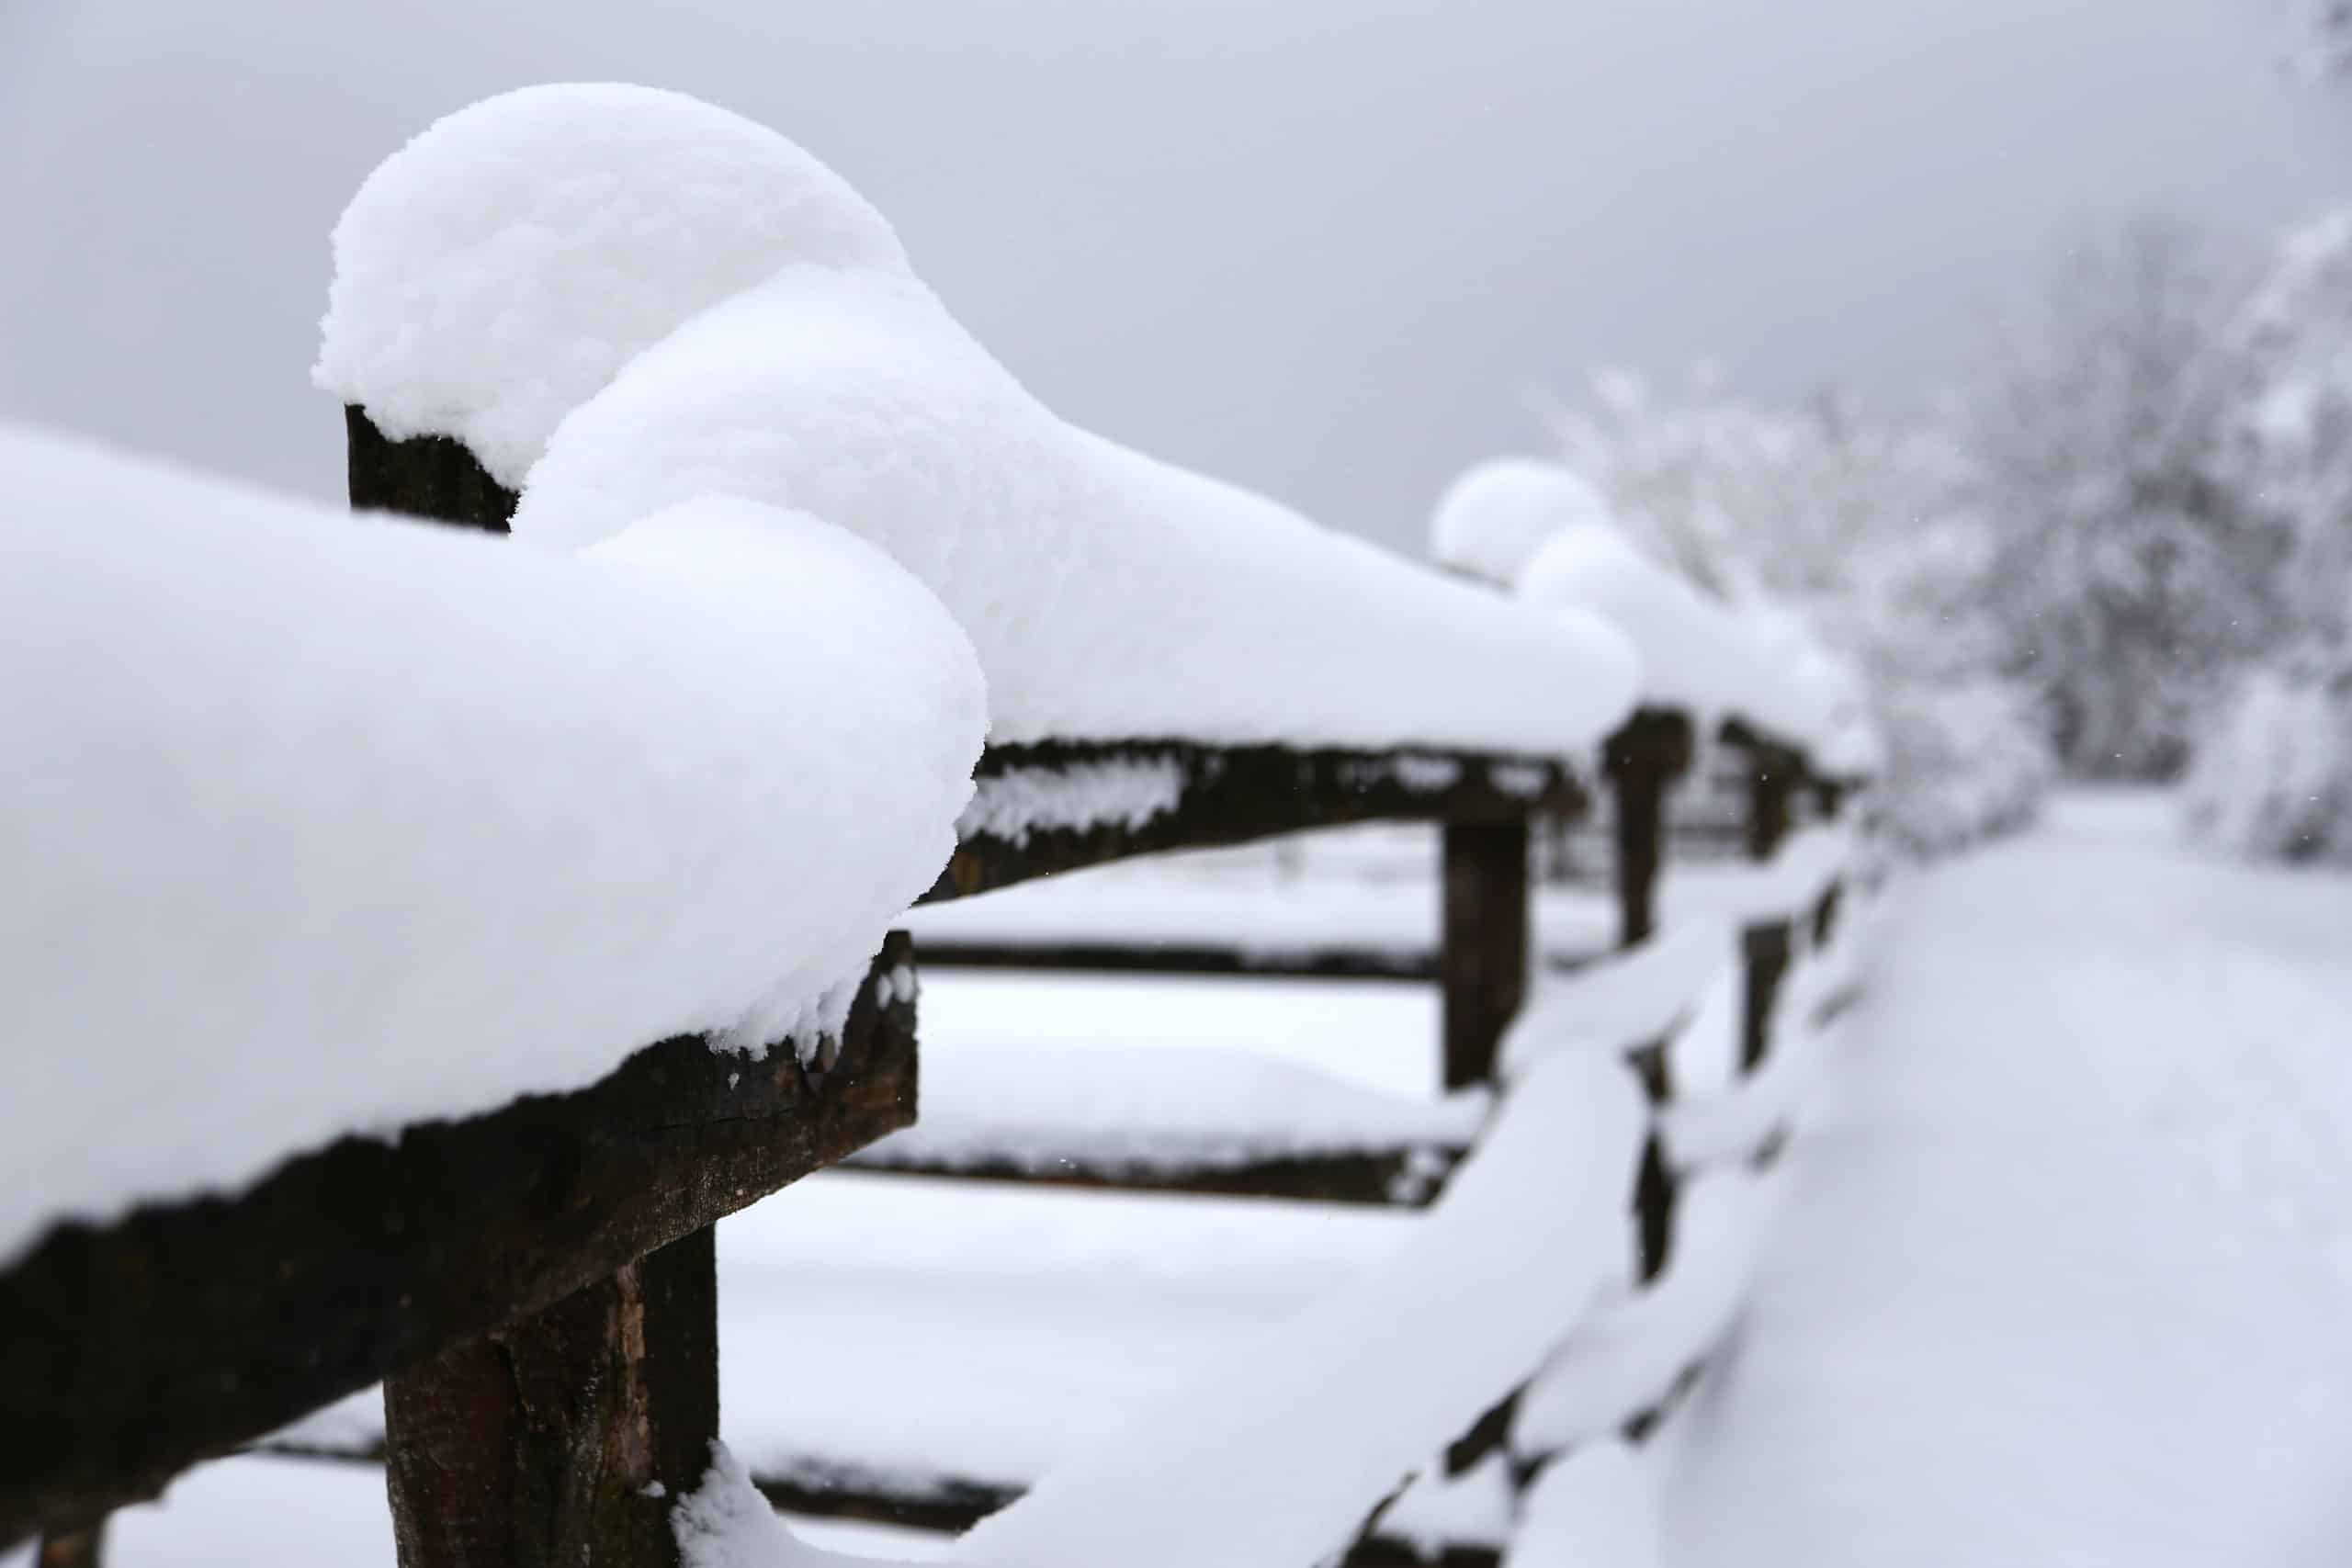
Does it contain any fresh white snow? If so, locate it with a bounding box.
[945,1046,1645,1568]
[905,862,1617,970]
[77,1452,950,1568]
[954,757,1188,846]
[1506,1438,1673,1568]
[91,1457,399,1568]
[314,84,910,491]
[1427,457,1613,586]
[1428,453,1883,775]
[907,968,1449,1099]
[1662,791,2352,1568]
[1498,916,1737,1079]
[1694,823,1853,926]
[1662,978,1849,1168]
[673,1447,869,1568]
[1661,960,1747,1100]
[0,425,984,1264]
[319,85,1640,756]
[855,1041,1487,1177]
[1515,1161,1792,1456]
[1517,526,1838,752]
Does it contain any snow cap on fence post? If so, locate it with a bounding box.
[1516,526,1860,761]
[1429,457,1613,586]
[316,83,909,489]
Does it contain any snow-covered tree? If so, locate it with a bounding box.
[1966,217,2278,780]
[2183,207,2352,862]
[2227,207,2352,649]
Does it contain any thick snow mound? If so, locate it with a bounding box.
[1874,674,2051,856]
[1734,600,1848,750]
[315,84,909,490]
[0,424,984,1265]
[1516,1163,1791,1455]
[1498,916,1737,1079]
[324,85,1638,755]
[1708,824,1856,926]
[674,1445,863,1568]
[1507,1439,1668,1568]
[513,243,1635,753]
[1428,457,1611,586]
[1517,527,1841,749]
[944,1047,1645,1568]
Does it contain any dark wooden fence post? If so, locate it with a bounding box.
[1601,708,1696,1283]
[345,407,713,1567]
[1735,734,1803,1075]
[1743,742,1797,863]
[1440,817,1529,1090]
[1808,777,1849,947]
[1602,708,1695,950]
[345,406,519,535]
[385,1229,717,1568]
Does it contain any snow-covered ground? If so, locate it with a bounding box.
[1665,789,2352,1567]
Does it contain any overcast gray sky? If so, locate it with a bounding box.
[0,0,2342,549]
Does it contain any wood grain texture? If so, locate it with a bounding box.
[385,1228,718,1568]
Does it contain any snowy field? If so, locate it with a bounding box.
[37,788,2352,1566]
[1667,789,2352,1567]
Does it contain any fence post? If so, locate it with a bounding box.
[345,407,716,1567]
[1743,740,1797,863]
[1602,708,1695,950]
[1812,777,1848,822]
[1439,816,1529,1090]
[385,1230,717,1568]
[1601,708,1695,1282]
[1735,734,1803,1074]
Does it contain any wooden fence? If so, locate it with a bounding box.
[0,415,1872,1568]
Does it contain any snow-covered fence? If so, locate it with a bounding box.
[697,704,1871,1568]
[700,475,1880,1566]
[0,426,985,1557]
[2,84,1880,1568]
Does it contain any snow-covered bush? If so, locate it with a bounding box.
[1872,677,2054,857]
[1964,219,2276,781]
[2182,664,2352,863]
[2173,209,2352,864]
